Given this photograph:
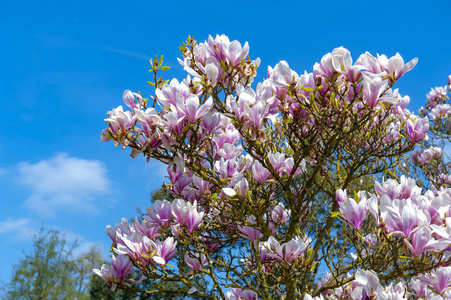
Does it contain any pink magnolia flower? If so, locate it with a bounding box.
[93,255,140,291]
[380,197,420,238]
[406,116,429,143]
[133,217,160,240]
[155,237,177,265]
[224,40,249,66]
[114,232,150,264]
[418,266,451,295]
[134,107,161,129]
[238,216,262,242]
[144,200,173,228]
[377,53,418,81]
[270,202,291,224]
[270,60,299,86]
[362,76,389,108]
[175,95,213,123]
[259,236,310,263]
[378,282,408,299]
[338,191,369,230]
[374,178,402,200]
[155,78,192,108]
[411,147,442,165]
[122,90,138,111]
[171,199,204,233]
[268,152,304,177]
[225,288,258,300]
[354,269,382,297]
[252,161,272,184]
[430,104,451,121]
[410,278,428,298]
[184,252,208,271]
[104,105,136,135]
[105,217,133,244]
[427,85,448,103]
[335,189,347,203]
[404,225,450,257]
[317,47,365,82]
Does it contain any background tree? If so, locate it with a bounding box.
[3,227,79,299]
[2,227,104,300]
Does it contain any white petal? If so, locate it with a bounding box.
[152,256,166,265]
[222,188,236,197]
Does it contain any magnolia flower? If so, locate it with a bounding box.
[104,105,136,135]
[260,236,310,262]
[354,269,382,297]
[184,252,208,271]
[93,255,140,291]
[268,60,299,87]
[252,161,272,184]
[362,76,389,108]
[270,202,291,224]
[122,90,138,110]
[154,237,177,265]
[155,78,192,108]
[338,191,369,230]
[225,288,258,300]
[406,116,429,143]
[418,266,451,295]
[238,216,262,242]
[410,278,429,298]
[224,40,249,66]
[171,199,204,233]
[377,52,418,81]
[380,197,420,238]
[404,225,450,256]
[144,200,173,228]
[105,217,133,244]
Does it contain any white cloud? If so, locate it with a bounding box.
[34,34,150,61]
[18,153,111,217]
[57,230,106,259]
[0,218,34,240]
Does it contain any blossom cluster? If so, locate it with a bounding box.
[411,147,442,165]
[306,267,451,299]
[339,176,451,255]
[97,35,436,298]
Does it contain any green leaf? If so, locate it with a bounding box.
[160,66,171,71]
[354,190,359,203]
[148,81,155,86]
[302,86,316,92]
[159,55,164,66]
[330,211,341,218]
[399,256,413,260]
[310,264,316,272]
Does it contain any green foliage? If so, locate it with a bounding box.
[2,227,103,300]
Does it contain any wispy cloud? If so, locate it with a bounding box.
[34,34,151,61]
[0,218,34,240]
[17,153,111,217]
[100,46,150,61]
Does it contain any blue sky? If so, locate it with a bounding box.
[1,0,450,286]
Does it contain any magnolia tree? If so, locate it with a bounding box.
[95,34,451,299]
